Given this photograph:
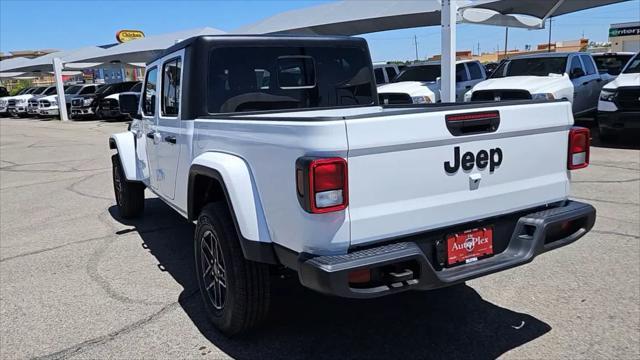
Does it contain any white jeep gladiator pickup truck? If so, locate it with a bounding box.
[597,52,640,139]
[466,52,606,117]
[110,35,596,335]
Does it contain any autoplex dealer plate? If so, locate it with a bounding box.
[446,227,493,266]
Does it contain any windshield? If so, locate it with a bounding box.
[65,85,82,94]
[491,57,568,78]
[32,87,48,95]
[393,65,440,82]
[622,53,640,73]
[44,87,57,95]
[593,54,634,75]
[96,84,112,94]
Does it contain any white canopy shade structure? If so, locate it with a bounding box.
[0,57,32,72]
[0,46,108,73]
[0,72,26,79]
[236,0,631,103]
[79,27,226,64]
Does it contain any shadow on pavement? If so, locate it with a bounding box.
[109,199,551,360]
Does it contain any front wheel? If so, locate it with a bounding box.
[111,154,145,218]
[194,203,271,336]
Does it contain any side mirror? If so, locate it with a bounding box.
[119,93,141,120]
[570,68,585,79]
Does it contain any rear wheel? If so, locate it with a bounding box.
[194,203,271,336]
[111,154,145,218]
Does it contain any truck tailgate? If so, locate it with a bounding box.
[346,101,573,246]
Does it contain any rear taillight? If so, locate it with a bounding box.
[296,157,348,213]
[568,127,590,170]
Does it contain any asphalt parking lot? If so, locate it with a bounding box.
[0,116,638,360]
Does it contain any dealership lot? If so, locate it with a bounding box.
[0,117,638,359]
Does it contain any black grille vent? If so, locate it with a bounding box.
[615,87,640,111]
[471,90,532,101]
[378,93,412,105]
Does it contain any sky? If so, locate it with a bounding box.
[1,0,639,62]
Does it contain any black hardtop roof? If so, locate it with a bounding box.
[148,34,368,65]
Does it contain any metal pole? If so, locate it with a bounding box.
[548,17,553,52]
[504,27,509,55]
[440,0,456,103]
[52,57,69,121]
[414,35,419,60]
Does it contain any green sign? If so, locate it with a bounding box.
[609,26,640,37]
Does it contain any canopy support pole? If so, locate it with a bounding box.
[52,57,69,121]
[441,0,457,103]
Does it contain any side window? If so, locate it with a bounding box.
[79,86,93,95]
[374,68,385,84]
[386,66,398,81]
[162,58,182,116]
[467,62,483,80]
[580,55,597,75]
[569,56,585,78]
[456,63,468,82]
[143,67,158,116]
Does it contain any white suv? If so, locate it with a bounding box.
[378,60,486,104]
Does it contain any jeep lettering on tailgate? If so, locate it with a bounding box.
[444,146,503,173]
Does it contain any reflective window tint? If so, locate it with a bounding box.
[162,58,182,116]
[143,67,158,116]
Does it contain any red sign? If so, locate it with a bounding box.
[446,227,493,266]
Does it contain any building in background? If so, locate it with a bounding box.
[609,22,640,52]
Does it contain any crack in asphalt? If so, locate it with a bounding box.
[591,230,640,239]
[590,162,640,172]
[573,178,640,184]
[0,234,114,263]
[65,170,113,201]
[573,196,639,206]
[31,290,199,360]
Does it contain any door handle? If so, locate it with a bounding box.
[164,135,177,144]
[146,132,155,139]
[596,78,603,82]
[582,81,590,86]
[465,85,472,89]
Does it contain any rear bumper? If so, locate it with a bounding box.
[598,111,640,130]
[293,200,595,298]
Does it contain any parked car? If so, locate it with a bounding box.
[373,62,401,84]
[592,52,635,81]
[8,86,50,117]
[466,52,605,117]
[38,84,102,117]
[27,86,57,116]
[71,81,139,119]
[597,52,640,139]
[110,34,595,335]
[99,82,142,120]
[378,60,486,103]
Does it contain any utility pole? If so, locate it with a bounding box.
[414,35,419,61]
[504,27,509,56]
[548,17,553,52]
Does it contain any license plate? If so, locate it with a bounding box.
[446,227,493,266]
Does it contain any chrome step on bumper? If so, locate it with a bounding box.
[297,200,596,298]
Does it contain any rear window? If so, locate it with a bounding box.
[207,46,375,113]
